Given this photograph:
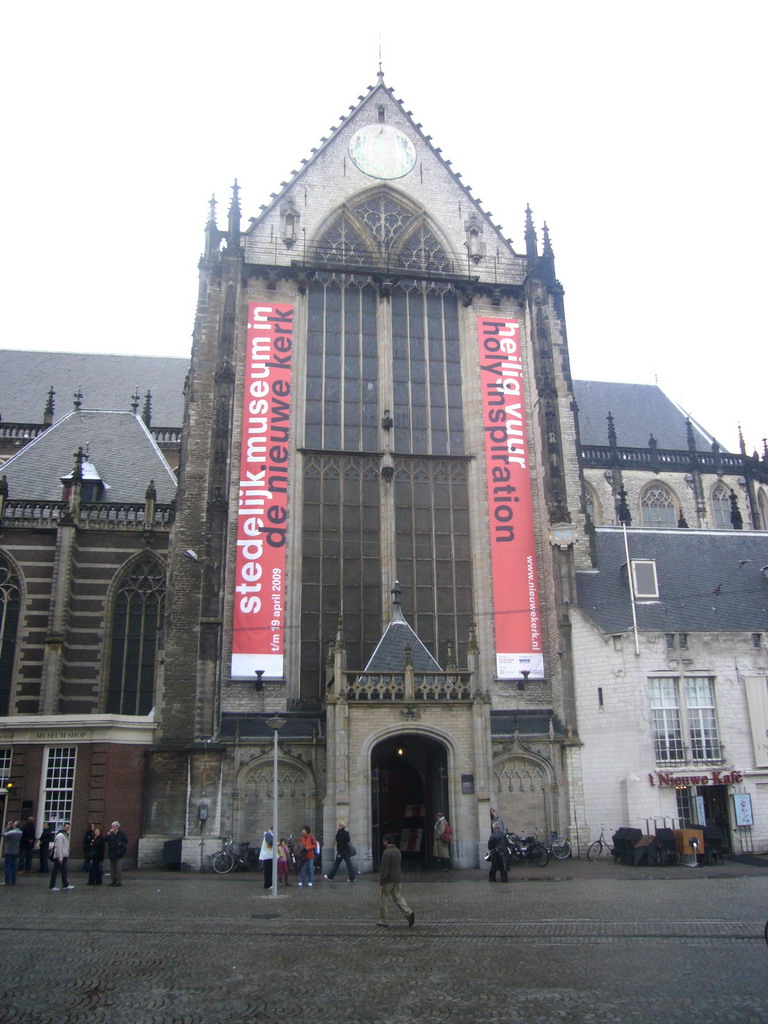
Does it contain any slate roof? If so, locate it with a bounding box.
[576,527,768,634]
[1,410,177,503]
[572,381,719,451]
[0,350,189,426]
[363,604,442,672]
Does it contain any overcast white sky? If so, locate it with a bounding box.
[2,1,765,454]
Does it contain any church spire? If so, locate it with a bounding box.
[142,390,152,428]
[204,194,219,258]
[227,180,241,248]
[524,204,538,259]
[43,386,55,426]
[542,221,554,257]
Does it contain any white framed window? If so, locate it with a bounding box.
[0,748,11,787]
[43,747,77,830]
[648,676,722,764]
[685,677,722,760]
[631,559,659,599]
[649,677,684,762]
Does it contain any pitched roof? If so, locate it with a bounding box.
[364,603,442,673]
[576,527,768,633]
[0,350,188,426]
[1,410,177,504]
[573,381,719,451]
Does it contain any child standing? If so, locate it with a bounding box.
[278,837,290,887]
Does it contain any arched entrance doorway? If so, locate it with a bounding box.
[370,733,448,869]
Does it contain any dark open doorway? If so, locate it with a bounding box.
[370,733,448,869]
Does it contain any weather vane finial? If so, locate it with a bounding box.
[378,35,383,77]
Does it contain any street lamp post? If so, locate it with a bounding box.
[265,715,286,898]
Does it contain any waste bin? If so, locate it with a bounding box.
[163,838,183,869]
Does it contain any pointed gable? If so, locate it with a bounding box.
[364,585,442,673]
[244,75,523,282]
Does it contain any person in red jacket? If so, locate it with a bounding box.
[298,825,317,887]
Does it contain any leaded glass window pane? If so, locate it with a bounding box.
[649,677,684,762]
[300,456,382,699]
[394,460,472,665]
[305,282,378,452]
[391,288,464,455]
[106,557,165,715]
[641,484,677,527]
[0,556,21,716]
[44,747,77,831]
[711,483,732,529]
[685,677,721,761]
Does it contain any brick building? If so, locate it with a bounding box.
[2,72,767,866]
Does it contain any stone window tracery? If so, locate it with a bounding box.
[711,482,732,529]
[315,218,371,265]
[396,224,450,273]
[640,483,677,527]
[350,194,415,248]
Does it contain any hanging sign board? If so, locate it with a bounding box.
[477,317,543,679]
[231,304,293,679]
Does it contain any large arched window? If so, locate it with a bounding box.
[584,483,601,525]
[711,482,733,529]
[106,556,165,715]
[314,188,453,273]
[640,484,678,527]
[0,555,21,716]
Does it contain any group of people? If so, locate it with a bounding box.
[257,821,359,890]
[2,818,128,890]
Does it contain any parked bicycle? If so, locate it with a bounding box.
[586,824,613,861]
[505,832,550,867]
[210,836,260,874]
[535,828,572,860]
[285,833,299,874]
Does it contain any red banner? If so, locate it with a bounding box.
[477,317,543,679]
[231,304,293,679]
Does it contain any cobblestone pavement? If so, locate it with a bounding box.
[2,859,767,1024]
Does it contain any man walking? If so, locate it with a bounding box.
[49,823,74,891]
[377,835,415,929]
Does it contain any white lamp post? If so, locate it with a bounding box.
[265,716,286,897]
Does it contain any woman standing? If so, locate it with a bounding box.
[259,829,274,890]
[87,827,105,885]
[298,826,317,887]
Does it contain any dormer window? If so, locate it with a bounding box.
[626,559,659,600]
[60,459,110,504]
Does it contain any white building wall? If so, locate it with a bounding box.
[571,609,768,853]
